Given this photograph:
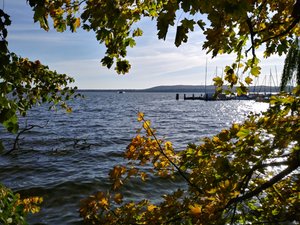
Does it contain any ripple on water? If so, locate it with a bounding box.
[0,92,268,224]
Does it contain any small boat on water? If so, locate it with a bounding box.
[118,91,125,94]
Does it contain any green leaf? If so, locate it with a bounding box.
[272,209,279,215]
[101,56,114,69]
[3,115,19,134]
[181,18,195,31]
[236,87,243,96]
[236,127,250,139]
[245,76,253,85]
[213,76,223,87]
[133,28,143,37]
[157,12,174,40]
[250,66,261,77]
[115,60,131,74]
[175,25,188,47]
[236,85,248,95]
[197,19,205,30]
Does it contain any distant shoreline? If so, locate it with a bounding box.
[78,85,282,93]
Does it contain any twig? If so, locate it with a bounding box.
[229,201,238,225]
[246,16,256,59]
[260,18,300,45]
[225,154,299,208]
[246,1,300,57]
[140,114,204,194]
[239,161,290,195]
[4,121,48,155]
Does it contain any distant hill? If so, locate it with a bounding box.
[143,85,215,93]
[79,85,281,93]
[142,85,280,93]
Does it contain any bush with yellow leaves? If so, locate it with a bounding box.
[0,183,43,225]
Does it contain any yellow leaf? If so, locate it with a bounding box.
[225,179,230,187]
[206,188,217,194]
[143,120,151,129]
[147,204,157,212]
[220,179,230,189]
[33,196,43,204]
[74,17,80,28]
[128,168,138,176]
[113,179,123,190]
[154,150,160,156]
[140,172,147,181]
[231,182,238,190]
[160,161,169,167]
[232,123,239,130]
[128,145,135,152]
[259,22,266,30]
[207,196,217,201]
[100,197,109,208]
[212,136,220,143]
[189,204,202,215]
[230,190,240,197]
[194,149,202,157]
[113,193,123,204]
[164,141,172,149]
[137,112,144,121]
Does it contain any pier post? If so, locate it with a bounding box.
[176,93,179,100]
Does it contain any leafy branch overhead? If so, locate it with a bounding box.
[0,9,78,135]
[28,0,300,76]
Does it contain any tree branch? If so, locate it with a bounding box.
[246,0,300,56]
[260,17,300,45]
[238,161,290,196]
[4,121,48,155]
[261,0,300,45]
[141,115,204,194]
[246,16,256,59]
[226,155,299,208]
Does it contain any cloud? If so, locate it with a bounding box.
[46,36,285,89]
[5,0,286,89]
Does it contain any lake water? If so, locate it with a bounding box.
[0,92,269,225]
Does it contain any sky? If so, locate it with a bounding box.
[4,0,285,89]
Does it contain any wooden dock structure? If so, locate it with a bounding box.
[183,94,206,100]
[177,93,262,101]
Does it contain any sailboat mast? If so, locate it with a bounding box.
[269,68,272,95]
[204,58,207,95]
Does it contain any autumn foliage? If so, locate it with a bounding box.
[0,184,43,225]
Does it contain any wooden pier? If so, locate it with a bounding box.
[177,93,260,101]
[183,94,206,100]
